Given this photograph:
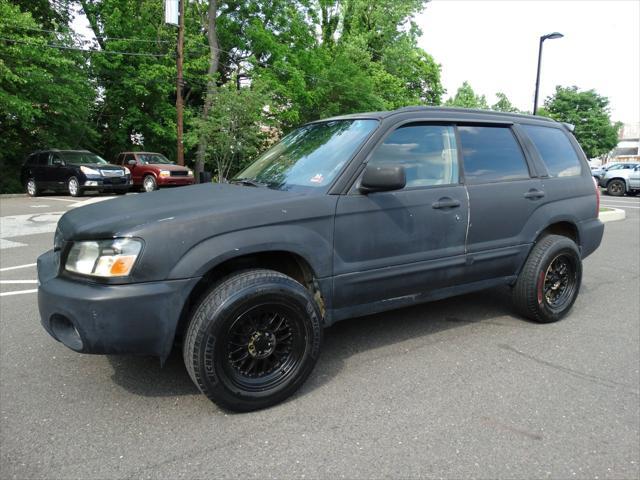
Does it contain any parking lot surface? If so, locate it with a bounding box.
[1,192,639,479]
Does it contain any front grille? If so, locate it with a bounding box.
[100,169,124,177]
[170,170,188,177]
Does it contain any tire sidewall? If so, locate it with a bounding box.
[535,240,582,322]
[192,278,322,410]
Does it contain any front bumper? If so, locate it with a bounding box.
[156,176,195,187]
[37,250,200,359]
[83,176,132,191]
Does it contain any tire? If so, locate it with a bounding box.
[606,179,626,197]
[142,175,157,192]
[512,234,582,323]
[67,177,83,197]
[183,269,323,412]
[26,178,39,197]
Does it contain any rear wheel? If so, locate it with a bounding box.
[183,269,323,412]
[67,177,83,197]
[142,175,157,192]
[26,178,39,197]
[606,179,626,197]
[512,235,582,323]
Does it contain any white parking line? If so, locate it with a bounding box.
[0,263,37,272]
[602,205,640,209]
[0,280,38,284]
[46,197,79,203]
[0,289,37,297]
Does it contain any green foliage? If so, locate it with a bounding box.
[539,86,621,159]
[0,0,96,192]
[190,81,269,181]
[444,81,488,109]
[491,92,521,113]
[1,0,445,191]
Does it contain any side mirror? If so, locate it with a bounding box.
[127,160,136,166]
[634,166,639,171]
[359,164,406,194]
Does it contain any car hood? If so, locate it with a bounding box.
[145,164,189,170]
[57,183,308,240]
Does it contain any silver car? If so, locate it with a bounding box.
[600,163,640,196]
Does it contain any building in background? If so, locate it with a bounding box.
[608,123,640,164]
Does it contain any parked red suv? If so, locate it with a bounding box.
[113,152,194,192]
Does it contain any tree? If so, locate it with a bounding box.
[191,81,268,181]
[0,0,96,192]
[444,81,488,109]
[491,92,521,113]
[539,86,620,159]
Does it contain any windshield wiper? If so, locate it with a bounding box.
[230,178,268,187]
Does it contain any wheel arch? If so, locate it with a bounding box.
[536,221,580,246]
[172,249,328,347]
[605,176,628,189]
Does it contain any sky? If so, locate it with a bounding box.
[416,0,640,124]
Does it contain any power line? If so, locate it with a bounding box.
[5,24,175,44]
[0,37,171,57]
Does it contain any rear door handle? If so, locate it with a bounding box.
[524,189,545,200]
[432,197,461,209]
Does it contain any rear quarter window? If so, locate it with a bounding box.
[522,125,582,177]
[458,126,530,184]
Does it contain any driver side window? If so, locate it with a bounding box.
[368,125,459,188]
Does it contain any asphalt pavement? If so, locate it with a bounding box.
[1,192,639,479]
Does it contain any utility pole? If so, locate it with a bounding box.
[175,0,185,165]
[533,32,563,115]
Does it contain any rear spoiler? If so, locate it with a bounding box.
[561,122,575,133]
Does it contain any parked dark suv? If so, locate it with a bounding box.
[37,107,603,411]
[21,150,131,197]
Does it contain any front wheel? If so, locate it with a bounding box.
[512,235,582,323]
[183,269,323,412]
[67,177,83,197]
[606,179,626,197]
[142,175,157,192]
[26,178,39,197]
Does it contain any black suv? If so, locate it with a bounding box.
[21,149,131,197]
[37,107,603,411]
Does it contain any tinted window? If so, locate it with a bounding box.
[25,154,37,165]
[138,153,172,165]
[368,125,458,187]
[458,126,529,184]
[37,152,49,166]
[523,125,582,177]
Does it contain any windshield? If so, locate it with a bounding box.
[59,152,108,165]
[234,119,378,192]
[138,153,172,165]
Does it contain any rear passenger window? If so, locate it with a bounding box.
[458,126,529,184]
[368,125,459,187]
[37,153,49,165]
[523,125,582,177]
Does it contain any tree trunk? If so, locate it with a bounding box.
[195,0,220,182]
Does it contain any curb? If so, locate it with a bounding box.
[0,194,26,198]
[599,208,626,223]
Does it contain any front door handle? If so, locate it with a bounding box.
[524,189,545,200]
[432,197,461,209]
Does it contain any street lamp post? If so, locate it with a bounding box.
[533,32,564,115]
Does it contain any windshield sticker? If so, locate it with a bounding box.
[309,173,324,184]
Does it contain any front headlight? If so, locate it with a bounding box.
[80,165,101,176]
[159,170,171,178]
[65,238,142,277]
[187,170,193,176]
[123,166,131,175]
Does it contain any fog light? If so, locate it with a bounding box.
[84,181,98,186]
